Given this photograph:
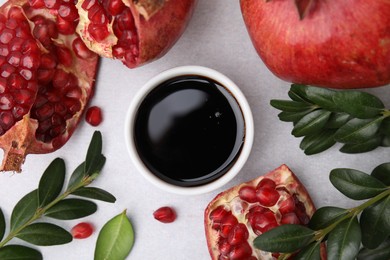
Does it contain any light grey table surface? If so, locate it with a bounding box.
[0,0,389,259]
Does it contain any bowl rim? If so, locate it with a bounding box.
[124,65,254,195]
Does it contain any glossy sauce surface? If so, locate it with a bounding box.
[134,75,245,186]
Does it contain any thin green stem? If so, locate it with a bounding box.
[314,188,390,242]
[0,175,93,248]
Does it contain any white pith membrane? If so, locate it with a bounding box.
[205,165,317,260]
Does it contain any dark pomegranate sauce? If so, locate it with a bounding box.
[133,75,245,187]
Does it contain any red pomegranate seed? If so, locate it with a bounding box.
[85,106,102,126]
[218,239,231,256]
[256,187,280,207]
[209,205,229,223]
[281,212,301,225]
[88,23,110,41]
[238,186,257,203]
[227,223,249,246]
[153,206,176,223]
[71,222,94,239]
[56,46,72,67]
[256,178,276,190]
[104,0,126,16]
[279,196,296,214]
[229,242,252,260]
[250,210,277,235]
[220,214,238,238]
[72,37,94,59]
[56,16,76,35]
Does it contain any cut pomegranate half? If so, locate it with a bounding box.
[204,164,326,259]
[0,0,99,172]
[76,0,197,68]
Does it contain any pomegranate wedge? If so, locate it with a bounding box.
[76,0,197,68]
[0,0,99,172]
[205,164,326,259]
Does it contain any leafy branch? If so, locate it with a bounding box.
[253,162,390,260]
[0,131,116,259]
[271,84,390,155]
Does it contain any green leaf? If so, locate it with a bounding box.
[340,136,382,154]
[309,206,348,230]
[334,117,384,143]
[327,217,361,260]
[290,84,311,102]
[0,245,42,260]
[358,238,390,260]
[295,242,321,260]
[288,88,312,103]
[45,199,97,220]
[360,196,390,249]
[10,190,38,232]
[67,162,86,190]
[371,162,390,185]
[38,158,65,207]
[270,100,314,112]
[71,187,116,203]
[382,135,390,147]
[326,112,352,129]
[0,208,5,241]
[300,129,337,155]
[330,168,387,200]
[253,224,315,253]
[85,131,104,176]
[292,110,332,137]
[278,109,314,123]
[94,210,134,260]
[304,86,338,111]
[16,223,72,246]
[333,91,385,119]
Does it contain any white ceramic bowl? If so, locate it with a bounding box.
[124,66,254,195]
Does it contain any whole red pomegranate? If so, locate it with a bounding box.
[204,164,326,259]
[0,0,99,171]
[76,0,197,68]
[240,0,390,89]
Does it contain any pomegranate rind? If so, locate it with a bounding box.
[204,164,322,260]
[76,0,197,68]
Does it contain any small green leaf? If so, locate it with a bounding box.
[38,158,65,207]
[358,238,390,260]
[10,190,38,232]
[300,129,337,155]
[292,110,332,137]
[371,162,390,185]
[0,245,42,260]
[94,210,134,260]
[270,100,314,112]
[329,168,387,200]
[326,112,352,129]
[327,217,361,260]
[0,208,5,241]
[45,199,97,220]
[304,86,338,111]
[288,89,312,103]
[295,242,321,260]
[309,206,348,230]
[16,223,72,246]
[278,109,314,123]
[253,224,315,253]
[85,131,104,176]
[360,196,390,249]
[290,84,311,102]
[339,136,382,154]
[334,117,384,143]
[382,135,390,147]
[67,162,86,190]
[72,187,116,203]
[380,117,390,134]
[333,91,385,119]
